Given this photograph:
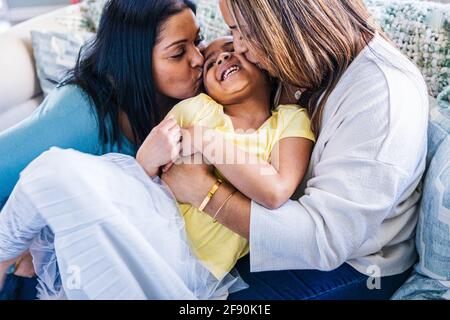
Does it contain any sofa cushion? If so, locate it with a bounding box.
[427,92,450,165]
[392,135,450,300]
[0,35,40,113]
[0,97,43,133]
[79,0,107,32]
[31,30,93,96]
[196,0,228,43]
[391,271,450,299]
[0,4,86,132]
[417,135,450,280]
[366,0,450,98]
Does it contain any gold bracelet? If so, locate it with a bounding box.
[198,178,223,212]
[213,190,236,223]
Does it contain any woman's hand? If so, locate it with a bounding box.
[137,116,182,177]
[13,252,35,278]
[0,252,35,290]
[161,156,216,206]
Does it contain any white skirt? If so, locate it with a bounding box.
[0,148,246,300]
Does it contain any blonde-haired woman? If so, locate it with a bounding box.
[162,0,429,299]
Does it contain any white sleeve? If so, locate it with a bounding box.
[249,92,426,272]
[249,157,409,272]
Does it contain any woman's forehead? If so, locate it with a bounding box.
[156,9,199,49]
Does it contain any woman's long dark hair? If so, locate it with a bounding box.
[61,0,196,149]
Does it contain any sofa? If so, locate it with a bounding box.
[0,0,449,299]
[0,5,82,132]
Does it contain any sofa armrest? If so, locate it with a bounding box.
[0,96,43,132]
[0,4,81,122]
[0,34,40,113]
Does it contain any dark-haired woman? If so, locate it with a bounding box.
[0,0,204,299]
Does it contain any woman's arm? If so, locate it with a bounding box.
[162,151,418,272]
[161,159,252,239]
[0,86,103,208]
[183,127,313,209]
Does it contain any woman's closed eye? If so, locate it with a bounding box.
[171,48,186,59]
[171,35,205,60]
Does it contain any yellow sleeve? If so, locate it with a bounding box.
[277,105,316,142]
[167,93,217,127]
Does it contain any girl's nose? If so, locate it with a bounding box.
[217,52,231,65]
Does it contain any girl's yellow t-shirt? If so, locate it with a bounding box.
[168,93,315,279]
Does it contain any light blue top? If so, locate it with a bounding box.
[0,85,136,209]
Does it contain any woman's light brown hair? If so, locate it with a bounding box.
[226,0,381,135]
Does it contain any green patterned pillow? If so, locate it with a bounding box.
[31,30,94,96]
[365,0,450,97]
[196,0,228,43]
[80,0,108,33]
[438,85,450,108]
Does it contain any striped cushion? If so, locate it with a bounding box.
[393,135,450,300]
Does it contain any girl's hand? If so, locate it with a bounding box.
[162,126,209,173]
[180,127,198,158]
[180,126,216,158]
[137,116,182,177]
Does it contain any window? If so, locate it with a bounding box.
[3,0,70,23]
[0,0,6,14]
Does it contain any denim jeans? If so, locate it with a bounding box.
[0,274,38,300]
[229,255,412,300]
[0,256,411,300]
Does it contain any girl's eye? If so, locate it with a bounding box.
[195,34,205,46]
[206,61,215,71]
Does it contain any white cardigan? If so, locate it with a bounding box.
[249,33,429,277]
